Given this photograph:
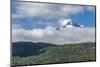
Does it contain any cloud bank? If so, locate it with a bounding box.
[12,26,95,45]
[12,2,95,45]
[12,2,95,19]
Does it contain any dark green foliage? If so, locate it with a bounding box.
[12,42,56,56]
[12,42,96,66]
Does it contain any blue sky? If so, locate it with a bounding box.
[12,1,96,29]
[70,9,95,27]
[12,1,96,44]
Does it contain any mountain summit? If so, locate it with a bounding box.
[56,18,84,30]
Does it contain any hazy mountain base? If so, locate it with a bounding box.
[12,42,96,66]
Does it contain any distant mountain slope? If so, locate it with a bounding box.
[56,18,84,30]
[12,42,96,66]
[12,42,56,56]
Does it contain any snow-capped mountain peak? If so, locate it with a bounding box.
[56,18,84,30]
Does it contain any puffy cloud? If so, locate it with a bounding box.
[12,26,95,45]
[12,2,95,19]
[59,18,72,26]
[12,2,95,45]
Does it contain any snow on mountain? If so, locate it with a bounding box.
[56,18,84,30]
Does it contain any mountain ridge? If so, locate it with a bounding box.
[12,42,96,66]
[12,42,57,56]
[12,42,95,57]
[56,18,84,30]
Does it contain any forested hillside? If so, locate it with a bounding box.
[12,42,96,66]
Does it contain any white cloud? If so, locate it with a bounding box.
[12,2,95,45]
[59,18,72,26]
[12,26,95,45]
[12,2,95,18]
